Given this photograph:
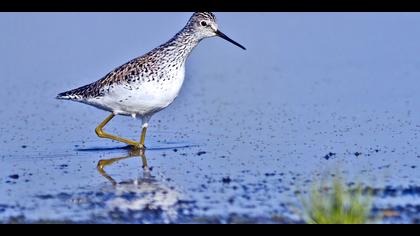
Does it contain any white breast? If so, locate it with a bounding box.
[87,66,186,117]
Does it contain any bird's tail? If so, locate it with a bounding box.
[56,92,70,100]
[56,83,96,101]
[56,93,68,100]
[56,91,81,101]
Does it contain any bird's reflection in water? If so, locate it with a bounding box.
[96,147,183,222]
[97,147,150,185]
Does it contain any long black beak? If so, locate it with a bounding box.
[216,30,246,50]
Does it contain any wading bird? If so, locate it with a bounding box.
[57,12,245,149]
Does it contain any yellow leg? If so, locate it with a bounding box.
[140,126,148,149]
[95,113,140,148]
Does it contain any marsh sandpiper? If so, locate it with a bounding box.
[57,12,246,149]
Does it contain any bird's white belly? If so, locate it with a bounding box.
[88,70,185,117]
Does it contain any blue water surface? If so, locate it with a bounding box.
[0,13,419,223]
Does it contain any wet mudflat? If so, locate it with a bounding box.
[1,13,420,223]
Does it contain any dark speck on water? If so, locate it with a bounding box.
[59,164,68,169]
[222,177,232,184]
[8,175,19,180]
[354,152,362,157]
[323,152,336,160]
[197,151,207,156]
[37,194,54,200]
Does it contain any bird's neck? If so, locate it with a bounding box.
[159,27,201,63]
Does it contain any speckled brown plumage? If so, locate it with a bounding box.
[57,12,215,101]
[57,11,244,119]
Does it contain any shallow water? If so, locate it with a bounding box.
[1,13,420,223]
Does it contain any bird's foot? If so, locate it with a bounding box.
[132,143,146,150]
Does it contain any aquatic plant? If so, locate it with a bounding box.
[301,177,373,224]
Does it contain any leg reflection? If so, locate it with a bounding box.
[97,147,150,185]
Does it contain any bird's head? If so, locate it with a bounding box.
[186,12,246,50]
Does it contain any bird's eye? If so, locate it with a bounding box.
[200,21,207,27]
